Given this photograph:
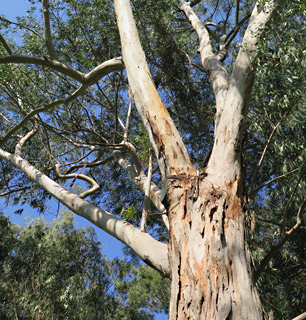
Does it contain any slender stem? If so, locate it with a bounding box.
[141,149,153,232]
[0,34,13,55]
[15,119,40,156]
[0,84,87,146]
[254,198,306,282]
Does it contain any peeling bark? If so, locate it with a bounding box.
[167,174,263,319]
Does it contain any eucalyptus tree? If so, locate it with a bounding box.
[0,0,305,319]
[0,212,153,319]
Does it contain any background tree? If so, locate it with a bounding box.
[0,211,167,319]
[0,0,305,319]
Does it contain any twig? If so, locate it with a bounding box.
[251,167,300,196]
[249,114,289,196]
[0,186,27,197]
[0,84,87,146]
[254,198,306,282]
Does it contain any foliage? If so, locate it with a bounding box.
[0,212,155,319]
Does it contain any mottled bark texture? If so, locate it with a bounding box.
[167,173,262,319]
[113,0,281,318]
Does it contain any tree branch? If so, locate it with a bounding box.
[0,34,13,55]
[0,84,88,146]
[207,0,280,185]
[253,198,306,282]
[251,167,300,196]
[0,148,170,276]
[0,55,124,84]
[248,116,286,195]
[15,119,40,156]
[140,149,153,232]
[180,0,229,113]
[55,162,100,199]
[41,0,58,60]
[292,312,306,320]
[114,0,195,178]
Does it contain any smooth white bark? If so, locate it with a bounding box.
[0,148,170,275]
[114,0,195,178]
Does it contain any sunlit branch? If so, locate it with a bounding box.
[124,90,133,141]
[292,312,306,320]
[55,162,100,199]
[180,0,229,111]
[15,119,40,156]
[254,198,306,282]
[113,147,168,223]
[0,149,170,275]
[141,149,153,232]
[0,84,87,147]
[0,34,13,55]
[42,0,58,60]
[0,55,83,81]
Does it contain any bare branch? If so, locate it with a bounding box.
[41,0,58,60]
[254,198,306,282]
[0,186,28,197]
[0,55,124,84]
[292,312,306,320]
[114,0,195,178]
[0,84,88,146]
[251,167,300,196]
[225,11,252,48]
[0,34,13,55]
[15,119,40,156]
[83,57,124,85]
[248,117,285,195]
[235,0,240,25]
[55,162,100,199]
[0,148,170,275]
[180,0,229,112]
[141,149,153,232]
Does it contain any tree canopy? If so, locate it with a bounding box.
[0,0,305,319]
[0,211,170,319]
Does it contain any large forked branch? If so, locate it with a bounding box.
[0,148,170,276]
[207,0,280,185]
[114,0,195,179]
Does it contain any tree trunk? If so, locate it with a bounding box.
[167,173,263,319]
